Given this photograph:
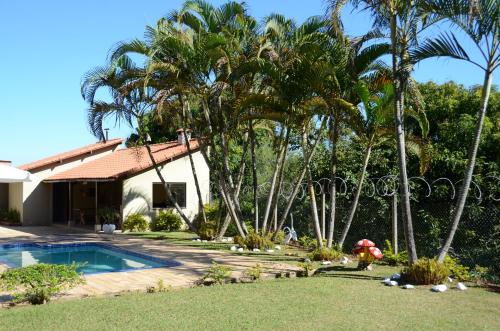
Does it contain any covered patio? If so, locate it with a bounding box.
[48,180,123,227]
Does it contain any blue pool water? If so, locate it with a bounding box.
[0,243,180,274]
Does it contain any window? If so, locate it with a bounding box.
[152,183,186,208]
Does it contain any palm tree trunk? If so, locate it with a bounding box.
[249,121,259,232]
[262,127,290,233]
[144,143,196,232]
[326,117,338,248]
[307,167,323,248]
[338,143,372,248]
[437,69,493,262]
[272,117,327,240]
[390,15,418,264]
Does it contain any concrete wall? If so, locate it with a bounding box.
[0,183,8,210]
[122,150,210,223]
[13,145,120,225]
[8,183,23,220]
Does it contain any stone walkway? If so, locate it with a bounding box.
[0,226,298,301]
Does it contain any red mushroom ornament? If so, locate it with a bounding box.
[352,239,383,270]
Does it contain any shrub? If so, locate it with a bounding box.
[151,210,182,232]
[198,222,217,240]
[233,235,246,248]
[246,232,274,250]
[273,230,285,244]
[0,208,21,225]
[308,247,342,262]
[0,263,84,304]
[146,279,171,293]
[298,235,316,249]
[123,213,149,232]
[199,262,232,285]
[244,264,263,281]
[298,261,316,277]
[401,258,450,285]
[443,255,470,281]
[382,240,408,266]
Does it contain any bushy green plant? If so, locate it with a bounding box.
[151,210,182,232]
[146,279,171,293]
[0,208,21,224]
[382,240,408,266]
[0,264,84,304]
[233,235,246,248]
[273,230,285,244]
[443,255,470,281]
[298,235,316,249]
[200,262,232,285]
[244,264,263,281]
[197,222,217,240]
[298,261,316,277]
[401,258,450,285]
[245,232,274,250]
[123,213,149,232]
[308,247,342,262]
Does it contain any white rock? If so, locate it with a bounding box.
[221,238,228,242]
[265,249,274,253]
[275,245,281,250]
[341,256,350,264]
[431,284,448,292]
[340,260,348,265]
[201,240,208,243]
[403,284,415,289]
[448,277,453,283]
[321,261,332,265]
[227,237,233,242]
[252,248,260,252]
[237,248,244,252]
[196,239,201,242]
[457,282,467,291]
[391,273,401,280]
[383,278,392,285]
[230,246,237,251]
[389,280,398,286]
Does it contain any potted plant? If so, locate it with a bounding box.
[97,207,118,234]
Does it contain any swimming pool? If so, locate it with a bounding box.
[0,242,180,274]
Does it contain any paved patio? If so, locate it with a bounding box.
[0,226,298,301]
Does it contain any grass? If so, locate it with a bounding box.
[126,231,308,264]
[0,264,498,330]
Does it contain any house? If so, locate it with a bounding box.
[5,130,209,226]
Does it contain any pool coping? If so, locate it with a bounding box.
[0,241,182,275]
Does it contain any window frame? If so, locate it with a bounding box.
[152,182,187,209]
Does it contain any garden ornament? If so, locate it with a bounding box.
[352,239,383,270]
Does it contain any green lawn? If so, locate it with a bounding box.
[126,231,307,264]
[1,264,498,331]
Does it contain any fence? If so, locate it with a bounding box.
[240,175,500,268]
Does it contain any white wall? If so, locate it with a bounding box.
[122,150,210,224]
[12,146,119,225]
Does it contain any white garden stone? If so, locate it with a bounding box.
[230,246,237,251]
[221,238,228,242]
[237,247,244,252]
[265,249,274,253]
[431,284,448,292]
[383,278,392,285]
[196,239,201,242]
[457,282,467,291]
[275,245,281,250]
[340,256,350,264]
[252,248,260,252]
[201,240,208,243]
[403,284,415,289]
[448,277,453,283]
[389,280,398,286]
[321,261,332,265]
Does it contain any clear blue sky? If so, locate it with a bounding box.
[0,1,493,165]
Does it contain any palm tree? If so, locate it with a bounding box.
[337,82,429,248]
[413,0,499,262]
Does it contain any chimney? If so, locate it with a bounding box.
[176,128,192,145]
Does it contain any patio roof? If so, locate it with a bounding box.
[19,139,123,171]
[43,140,199,182]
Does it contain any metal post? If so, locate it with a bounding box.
[392,193,398,254]
[321,190,326,239]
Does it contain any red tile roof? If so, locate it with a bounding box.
[19,139,123,171]
[44,140,199,182]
